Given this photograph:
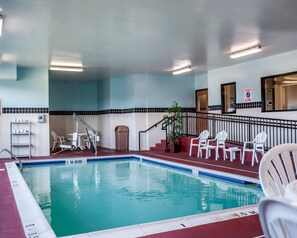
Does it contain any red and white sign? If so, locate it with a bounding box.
[244,88,252,102]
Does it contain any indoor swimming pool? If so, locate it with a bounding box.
[20,156,263,237]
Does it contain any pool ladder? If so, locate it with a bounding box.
[0,148,23,170]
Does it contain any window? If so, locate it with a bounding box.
[221,82,236,114]
[261,71,297,112]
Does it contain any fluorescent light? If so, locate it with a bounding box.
[230,45,262,59]
[49,65,84,72]
[283,81,297,84]
[284,77,297,80]
[172,65,192,75]
[0,15,3,37]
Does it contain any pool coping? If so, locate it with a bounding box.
[6,154,261,238]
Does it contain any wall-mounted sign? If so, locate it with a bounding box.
[244,88,252,102]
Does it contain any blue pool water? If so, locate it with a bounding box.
[21,158,263,236]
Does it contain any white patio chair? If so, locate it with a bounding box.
[259,143,297,197]
[242,131,267,166]
[51,130,69,152]
[259,197,297,238]
[189,130,209,157]
[201,130,228,160]
[59,132,78,152]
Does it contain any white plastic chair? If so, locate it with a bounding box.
[259,143,297,197]
[201,130,228,160]
[242,131,267,166]
[51,130,69,152]
[259,197,297,238]
[189,130,209,157]
[59,132,78,152]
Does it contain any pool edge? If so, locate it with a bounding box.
[7,154,261,238]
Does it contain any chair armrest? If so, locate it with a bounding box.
[57,136,65,143]
[190,138,199,143]
[243,141,254,149]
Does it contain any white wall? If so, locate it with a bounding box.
[0,114,50,158]
[97,113,164,151]
[50,113,167,151]
[208,49,297,105]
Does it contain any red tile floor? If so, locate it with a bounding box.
[0,147,264,238]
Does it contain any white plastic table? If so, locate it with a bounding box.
[224,147,241,162]
[285,180,297,201]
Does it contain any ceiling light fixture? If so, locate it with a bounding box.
[0,14,3,36]
[283,81,297,84]
[230,45,262,59]
[172,65,192,75]
[284,76,297,80]
[49,65,84,72]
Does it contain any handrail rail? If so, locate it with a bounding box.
[0,148,22,170]
[73,113,99,156]
[138,118,166,151]
[73,113,97,134]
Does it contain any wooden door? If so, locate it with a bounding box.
[195,89,208,134]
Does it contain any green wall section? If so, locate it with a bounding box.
[49,73,195,111]
[0,63,17,80]
[0,67,48,107]
[195,74,208,90]
[49,80,98,110]
[147,74,194,107]
[97,79,111,110]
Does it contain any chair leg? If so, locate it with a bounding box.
[215,148,218,160]
[254,150,259,165]
[197,146,201,157]
[189,143,192,156]
[241,150,245,164]
[206,149,209,159]
[252,150,256,166]
[52,141,57,152]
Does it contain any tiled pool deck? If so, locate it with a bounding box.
[0,148,264,238]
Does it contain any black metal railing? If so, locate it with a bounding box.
[182,112,297,149]
[138,118,166,150]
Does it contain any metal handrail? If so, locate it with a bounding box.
[138,118,166,151]
[0,148,22,170]
[73,113,99,156]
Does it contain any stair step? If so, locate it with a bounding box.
[150,146,169,152]
[149,138,169,152]
[155,143,166,148]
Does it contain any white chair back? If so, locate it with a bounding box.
[216,130,228,146]
[259,197,297,238]
[51,130,58,140]
[259,143,297,197]
[199,130,209,144]
[254,131,267,144]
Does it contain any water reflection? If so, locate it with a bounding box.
[22,160,263,236]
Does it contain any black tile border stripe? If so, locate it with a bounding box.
[2,108,49,114]
[2,103,260,114]
[237,101,262,109]
[49,108,196,115]
[208,101,262,111]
